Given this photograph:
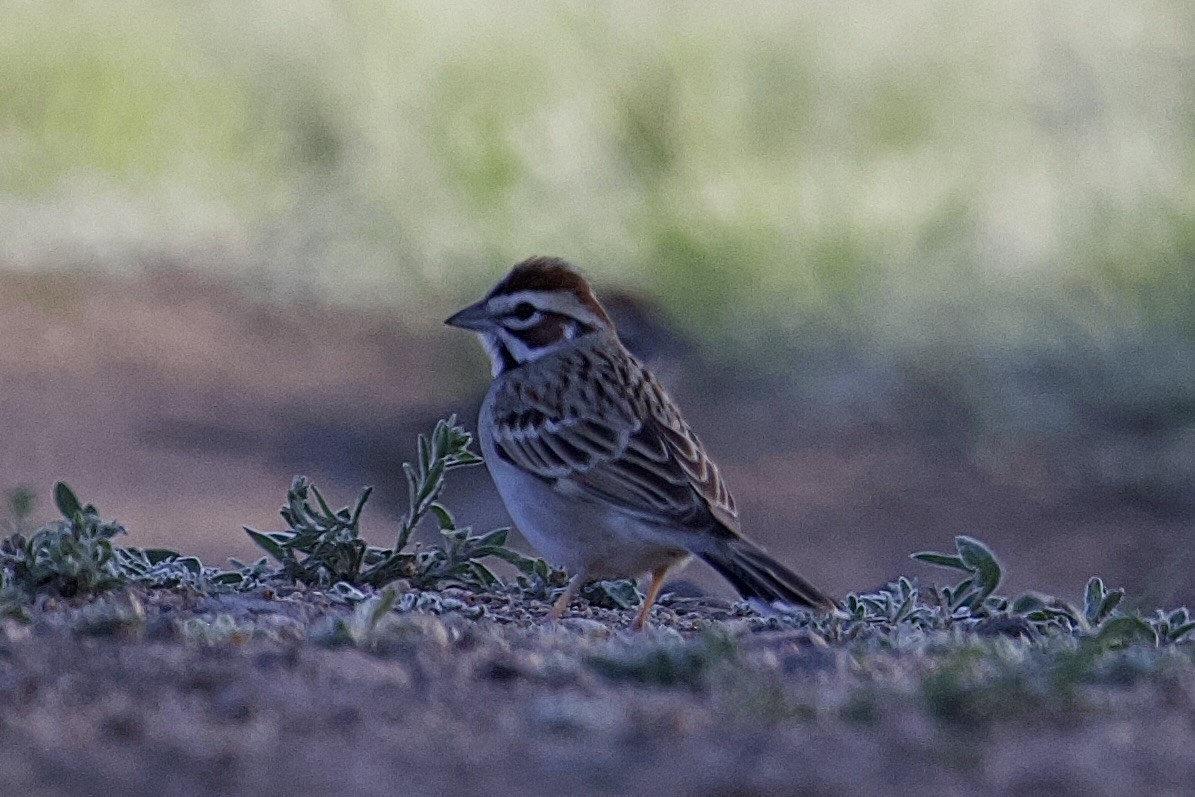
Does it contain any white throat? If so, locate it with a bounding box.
[480,332,512,377]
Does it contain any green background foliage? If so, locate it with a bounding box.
[2,2,1192,348]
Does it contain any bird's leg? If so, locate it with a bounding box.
[549,571,587,622]
[631,565,670,631]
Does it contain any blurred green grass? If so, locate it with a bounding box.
[1,2,1193,433]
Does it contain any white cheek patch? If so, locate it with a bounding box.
[496,328,542,365]
[483,319,584,374]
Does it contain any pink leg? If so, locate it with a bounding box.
[548,571,586,622]
[631,565,670,631]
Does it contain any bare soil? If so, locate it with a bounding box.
[3,588,1194,797]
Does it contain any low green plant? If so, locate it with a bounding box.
[0,482,129,596]
[1147,607,1195,644]
[837,534,1195,647]
[0,482,264,599]
[508,556,571,601]
[244,416,553,592]
[579,579,643,610]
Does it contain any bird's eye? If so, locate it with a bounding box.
[511,302,536,320]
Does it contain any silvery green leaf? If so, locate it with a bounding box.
[1084,577,1106,624]
[429,504,454,530]
[245,529,288,563]
[1095,616,1157,648]
[53,482,82,520]
[1095,590,1124,625]
[910,552,968,571]
[1011,593,1047,614]
[955,536,1001,596]
[1167,622,1195,642]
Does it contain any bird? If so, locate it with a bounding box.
[445,256,835,629]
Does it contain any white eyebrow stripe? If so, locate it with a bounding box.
[488,290,607,329]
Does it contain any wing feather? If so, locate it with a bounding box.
[489,341,739,534]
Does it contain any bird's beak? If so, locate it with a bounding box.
[444,300,492,331]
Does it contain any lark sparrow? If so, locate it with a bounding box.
[446,256,835,629]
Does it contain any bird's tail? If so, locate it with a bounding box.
[699,536,835,612]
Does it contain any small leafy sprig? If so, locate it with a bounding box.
[396,417,482,551]
[245,415,550,592]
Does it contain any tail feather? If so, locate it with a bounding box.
[699,537,835,612]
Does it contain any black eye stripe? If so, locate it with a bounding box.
[500,304,598,339]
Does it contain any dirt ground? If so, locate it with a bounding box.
[2,588,1194,797]
[3,269,1195,796]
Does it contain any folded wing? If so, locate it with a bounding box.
[490,347,739,536]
